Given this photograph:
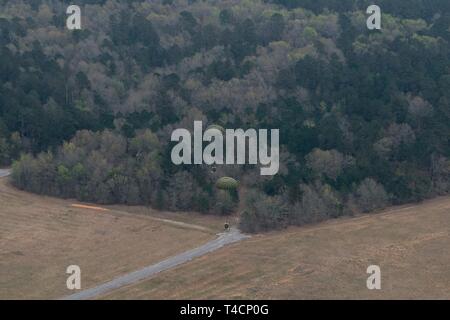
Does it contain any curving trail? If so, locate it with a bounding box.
[62,228,249,300]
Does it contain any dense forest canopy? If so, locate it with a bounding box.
[2,0,450,232]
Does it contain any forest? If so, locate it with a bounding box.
[2,0,450,232]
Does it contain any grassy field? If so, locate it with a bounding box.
[1,174,449,300]
[101,197,450,300]
[0,178,221,299]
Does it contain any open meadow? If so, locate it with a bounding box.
[0,177,221,299]
[101,197,450,300]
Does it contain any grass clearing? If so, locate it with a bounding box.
[102,197,450,299]
[0,178,216,299]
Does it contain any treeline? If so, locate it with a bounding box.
[240,178,389,233]
[12,129,238,215]
[3,0,450,232]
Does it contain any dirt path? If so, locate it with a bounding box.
[62,228,250,300]
[73,204,215,234]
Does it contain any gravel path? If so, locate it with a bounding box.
[62,228,249,300]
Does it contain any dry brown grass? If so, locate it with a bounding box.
[0,178,216,299]
[102,197,450,300]
[2,173,449,300]
[104,204,233,233]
